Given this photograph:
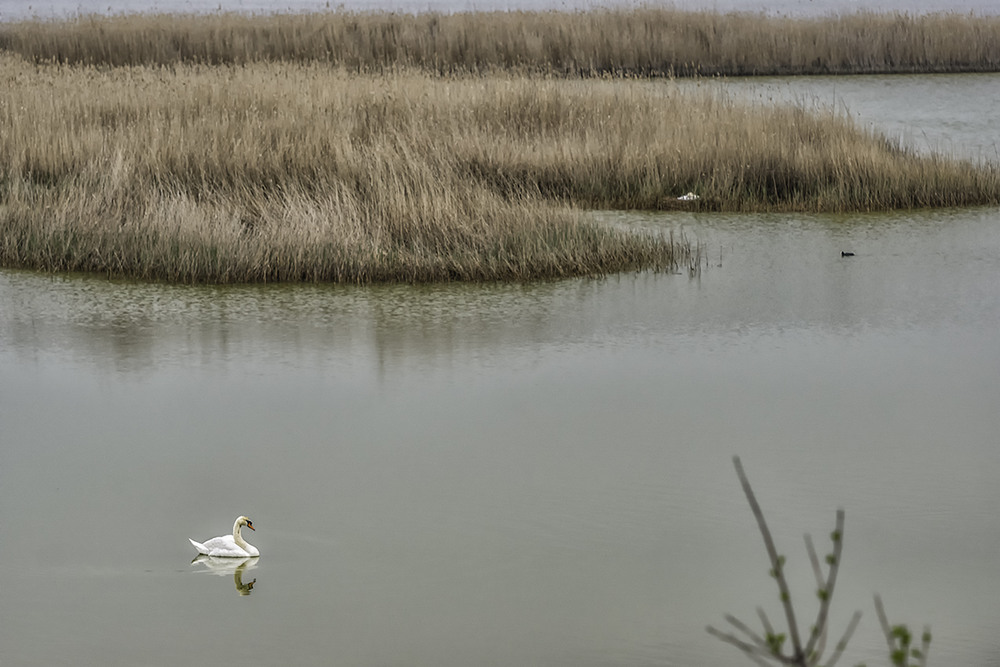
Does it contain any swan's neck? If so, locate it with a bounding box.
[232,520,250,550]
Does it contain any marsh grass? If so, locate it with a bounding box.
[2,54,999,283]
[0,57,691,283]
[2,9,1000,76]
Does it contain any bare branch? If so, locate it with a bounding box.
[823,610,862,667]
[726,614,770,651]
[707,625,765,656]
[804,510,845,659]
[812,620,828,665]
[707,626,796,667]
[757,606,776,639]
[874,594,895,654]
[918,626,932,667]
[804,534,824,590]
[733,456,805,661]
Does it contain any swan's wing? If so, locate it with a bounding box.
[197,535,250,558]
[199,535,234,550]
[189,538,210,554]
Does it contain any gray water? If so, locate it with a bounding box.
[705,72,1000,162]
[2,75,1000,666]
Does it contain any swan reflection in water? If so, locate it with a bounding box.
[190,554,259,595]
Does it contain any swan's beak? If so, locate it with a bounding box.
[247,522,255,531]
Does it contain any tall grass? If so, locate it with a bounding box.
[2,54,998,283]
[0,56,692,283]
[2,9,1000,75]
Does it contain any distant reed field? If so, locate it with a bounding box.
[1,9,999,75]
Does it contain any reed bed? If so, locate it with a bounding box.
[2,9,1000,75]
[0,56,688,283]
[2,54,999,283]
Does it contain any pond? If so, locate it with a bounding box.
[2,74,999,667]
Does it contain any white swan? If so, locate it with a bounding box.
[189,516,260,558]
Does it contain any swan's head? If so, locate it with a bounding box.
[237,516,255,531]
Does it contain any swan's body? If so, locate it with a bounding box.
[189,516,259,558]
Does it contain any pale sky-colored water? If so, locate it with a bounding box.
[2,39,1000,667]
[695,72,1000,161]
[4,203,1000,667]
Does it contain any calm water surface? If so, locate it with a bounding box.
[2,78,1000,667]
[707,72,1000,161]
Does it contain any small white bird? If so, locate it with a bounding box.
[189,516,260,558]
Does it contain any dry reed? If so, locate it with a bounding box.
[0,56,689,283]
[2,9,999,75]
[2,53,999,283]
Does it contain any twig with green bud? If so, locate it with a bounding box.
[707,456,861,666]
